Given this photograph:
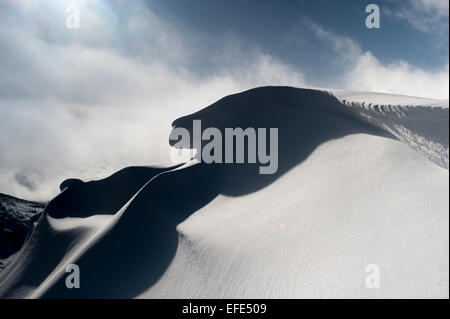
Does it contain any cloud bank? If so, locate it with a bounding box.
[0,0,448,200]
[307,20,449,99]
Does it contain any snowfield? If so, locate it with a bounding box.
[0,87,448,298]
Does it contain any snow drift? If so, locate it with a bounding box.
[0,87,448,298]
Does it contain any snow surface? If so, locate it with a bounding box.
[0,87,448,298]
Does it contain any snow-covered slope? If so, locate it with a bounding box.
[0,87,448,298]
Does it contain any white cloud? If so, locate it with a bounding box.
[412,0,449,15]
[308,22,449,99]
[384,0,449,33]
[345,52,449,99]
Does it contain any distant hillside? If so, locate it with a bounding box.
[0,193,45,272]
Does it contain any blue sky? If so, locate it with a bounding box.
[147,0,448,80]
[0,0,448,200]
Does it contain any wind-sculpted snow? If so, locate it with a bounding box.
[333,90,449,169]
[0,87,448,298]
